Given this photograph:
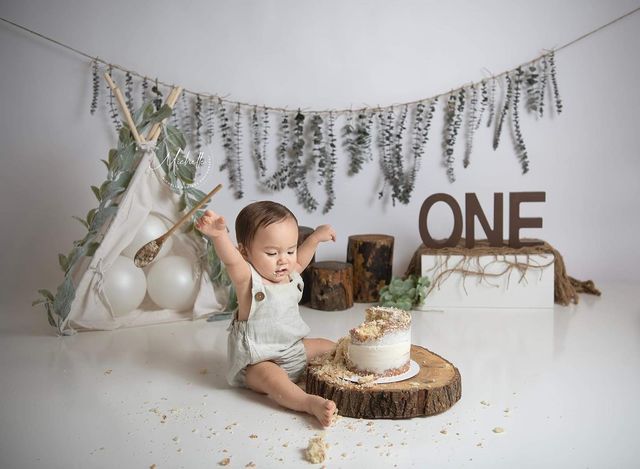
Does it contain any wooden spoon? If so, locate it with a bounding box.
[134,183,223,268]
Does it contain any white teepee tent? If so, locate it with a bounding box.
[34,76,233,334]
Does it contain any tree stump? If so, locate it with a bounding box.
[309,261,353,311]
[347,234,394,302]
[306,345,461,419]
[297,226,315,304]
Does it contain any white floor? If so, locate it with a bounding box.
[1,284,639,469]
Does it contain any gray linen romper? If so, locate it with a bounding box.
[226,263,311,387]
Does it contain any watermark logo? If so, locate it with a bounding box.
[150,148,212,190]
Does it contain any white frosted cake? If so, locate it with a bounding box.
[345,306,412,377]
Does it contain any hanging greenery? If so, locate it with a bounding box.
[90,59,100,115]
[87,51,562,213]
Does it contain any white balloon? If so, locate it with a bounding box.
[103,256,147,316]
[122,214,173,260]
[147,256,199,311]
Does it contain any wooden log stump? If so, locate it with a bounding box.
[306,345,461,419]
[347,234,394,302]
[297,226,315,304]
[309,261,353,311]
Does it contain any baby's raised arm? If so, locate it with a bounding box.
[296,224,336,272]
[195,210,250,286]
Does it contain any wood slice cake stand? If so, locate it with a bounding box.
[306,345,461,419]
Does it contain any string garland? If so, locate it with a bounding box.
[2,8,638,212]
[1,7,638,114]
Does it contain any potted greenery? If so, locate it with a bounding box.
[378,275,430,310]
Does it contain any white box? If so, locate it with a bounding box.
[417,253,554,309]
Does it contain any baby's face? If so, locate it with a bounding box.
[244,217,298,284]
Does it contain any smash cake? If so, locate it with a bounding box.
[345,306,412,377]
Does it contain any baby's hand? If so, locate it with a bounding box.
[195,210,227,238]
[314,224,336,243]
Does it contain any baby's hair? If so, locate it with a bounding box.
[235,201,298,250]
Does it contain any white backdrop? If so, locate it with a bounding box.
[1,0,639,315]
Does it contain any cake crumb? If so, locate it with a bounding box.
[305,433,329,464]
[480,400,490,406]
[249,434,258,439]
[245,463,256,468]
[440,429,448,435]
[492,427,505,434]
[218,457,230,466]
[149,465,156,469]
[199,368,208,374]
[104,369,112,375]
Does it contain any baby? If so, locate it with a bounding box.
[195,200,337,426]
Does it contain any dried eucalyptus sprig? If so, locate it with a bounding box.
[251,106,268,179]
[391,105,409,202]
[493,74,513,150]
[524,64,540,113]
[476,80,488,131]
[179,93,193,148]
[321,112,337,213]
[233,104,244,198]
[343,112,372,176]
[443,90,465,182]
[90,59,100,115]
[464,84,479,168]
[141,76,149,104]
[511,67,529,173]
[217,100,242,198]
[205,96,216,145]
[263,112,290,191]
[538,56,548,118]
[125,71,134,111]
[377,108,394,200]
[548,50,563,114]
[288,110,318,212]
[400,99,436,203]
[151,78,163,111]
[486,78,497,127]
[309,113,325,181]
[106,66,121,131]
[195,94,203,152]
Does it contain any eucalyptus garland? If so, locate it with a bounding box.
[88,50,565,212]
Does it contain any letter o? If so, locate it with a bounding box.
[419,194,463,248]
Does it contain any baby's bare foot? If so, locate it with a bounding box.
[307,396,337,427]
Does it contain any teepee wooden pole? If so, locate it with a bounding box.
[103,72,145,145]
[147,86,183,143]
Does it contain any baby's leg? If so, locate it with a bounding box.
[302,338,335,361]
[245,361,336,427]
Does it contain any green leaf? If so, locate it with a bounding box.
[90,185,102,202]
[58,254,68,272]
[38,289,55,301]
[178,192,187,212]
[176,161,195,184]
[165,124,186,150]
[146,104,173,125]
[72,216,89,229]
[53,275,75,321]
[86,241,100,257]
[86,208,98,227]
[90,205,118,232]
